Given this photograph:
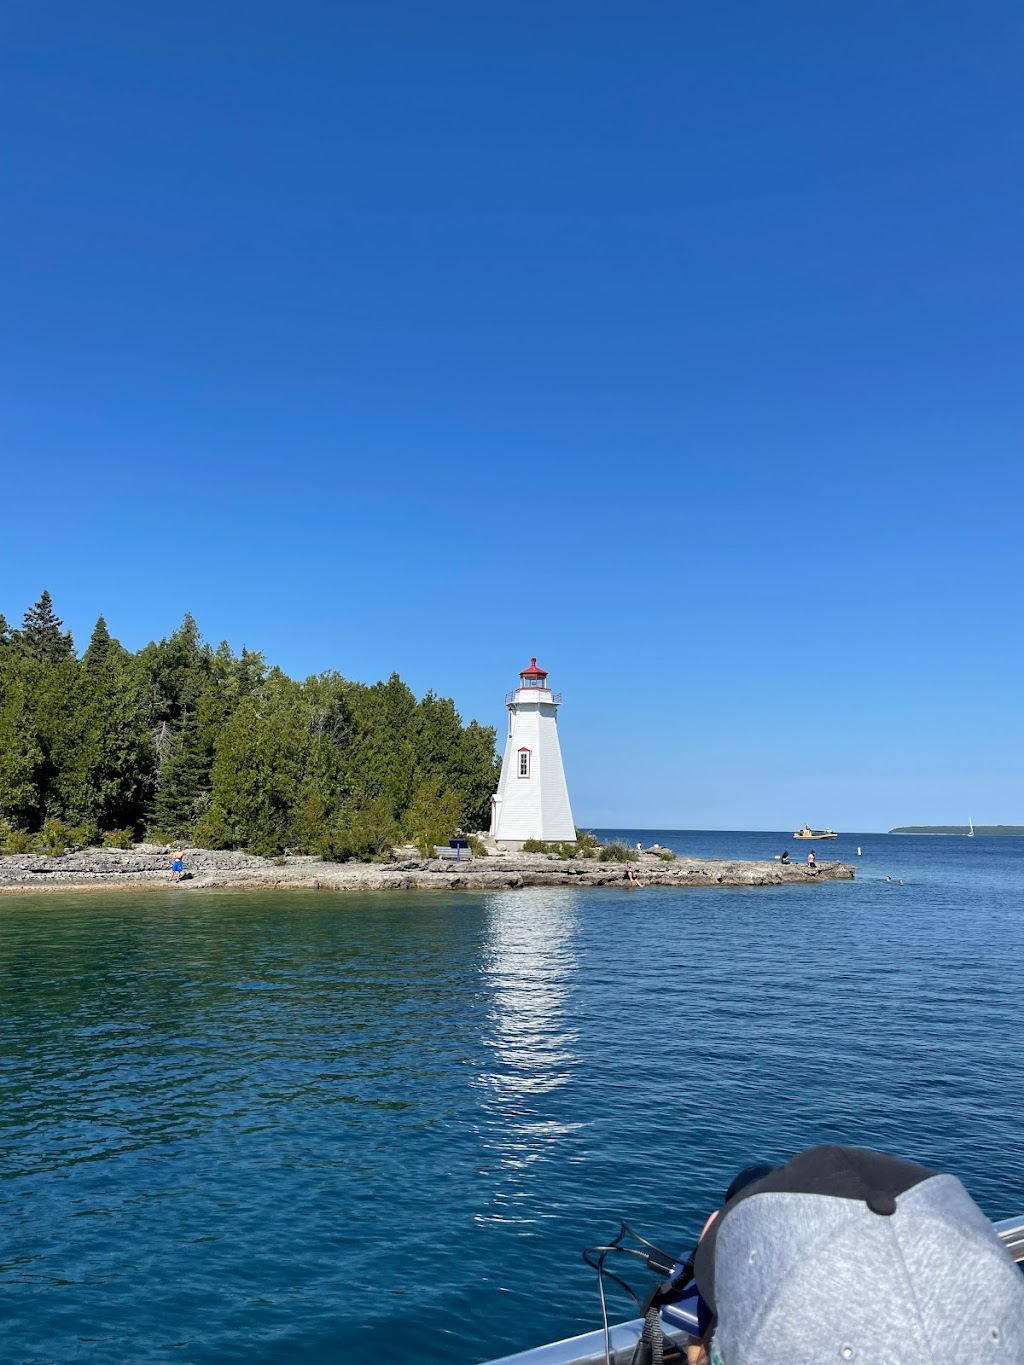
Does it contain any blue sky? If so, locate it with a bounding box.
[2,1,1022,830]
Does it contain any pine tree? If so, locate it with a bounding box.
[150,706,208,836]
[83,616,113,671]
[0,662,46,828]
[20,592,73,663]
[205,678,313,855]
[403,775,462,856]
[59,624,152,830]
[346,674,418,814]
[134,613,208,727]
[0,650,79,828]
[414,691,465,786]
[0,596,499,850]
[455,720,500,830]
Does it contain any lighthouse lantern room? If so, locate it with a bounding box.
[490,658,575,847]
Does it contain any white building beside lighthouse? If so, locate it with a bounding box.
[490,658,575,847]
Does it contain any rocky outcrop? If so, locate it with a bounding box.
[0,846,854,894]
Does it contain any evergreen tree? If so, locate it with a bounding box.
[413,694,497,831]
[455,720,501,830]
[0,596,500,849]
[0,653,79,827]
[403,776,462,856]
[346,674,419,814]
[57,645,153,830]
[134,613,208,727]
[136,615,216,835]
[150,706,208,836]
[20,592,73,663]
[204,676,314,855]
[0,661,46,827]
[83,616,113,671]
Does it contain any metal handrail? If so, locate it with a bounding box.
[995,1213,1024,1262]
[505,690,562,705]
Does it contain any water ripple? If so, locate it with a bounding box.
[1,837,1023,1362]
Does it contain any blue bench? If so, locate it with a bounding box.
[433,845,473,862]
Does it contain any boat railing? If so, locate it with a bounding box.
[995,1213,1024,1262]
[481,1317,684,1365]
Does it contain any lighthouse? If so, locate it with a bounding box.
[490,658,575,847]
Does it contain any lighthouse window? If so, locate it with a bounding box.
[518,749,531,778]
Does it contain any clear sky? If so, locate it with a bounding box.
[2,1,1022,831]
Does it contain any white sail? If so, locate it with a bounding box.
[967,817,975,837]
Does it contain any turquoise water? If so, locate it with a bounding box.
[1,831,1022,1363]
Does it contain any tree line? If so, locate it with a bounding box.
[0,593,499,858]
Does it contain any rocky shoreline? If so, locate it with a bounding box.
[0,846,854,895]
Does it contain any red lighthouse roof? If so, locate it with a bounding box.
[519,657,548,679]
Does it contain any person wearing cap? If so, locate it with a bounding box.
[685,1164,776,1364]
[689,1143,1024,1364]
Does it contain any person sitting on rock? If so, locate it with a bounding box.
[780,850,790,864]
[806,849,816,869]
[623,861,643,887]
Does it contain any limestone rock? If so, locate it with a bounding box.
[0,845,855,894]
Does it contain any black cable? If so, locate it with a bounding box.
[619,1221,688,1271]
[583,1223,692,1365]
[582,1246,643,1305]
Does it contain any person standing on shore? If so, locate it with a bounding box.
[170,848,185,882]
[806,849,816,870]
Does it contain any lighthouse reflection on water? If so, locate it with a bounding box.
[474,891,584,1224]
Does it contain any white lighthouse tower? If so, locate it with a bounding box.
[490,658,575,847]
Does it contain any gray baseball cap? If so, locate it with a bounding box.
[693,1144,1024,1364]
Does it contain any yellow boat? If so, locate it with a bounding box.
[793,825,838,839]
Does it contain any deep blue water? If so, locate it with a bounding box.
[1,832,1022,1363]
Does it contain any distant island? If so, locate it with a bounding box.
[889,826,1024,836]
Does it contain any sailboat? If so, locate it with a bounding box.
[967,817,975,838]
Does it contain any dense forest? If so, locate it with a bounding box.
[0,593,499,858]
